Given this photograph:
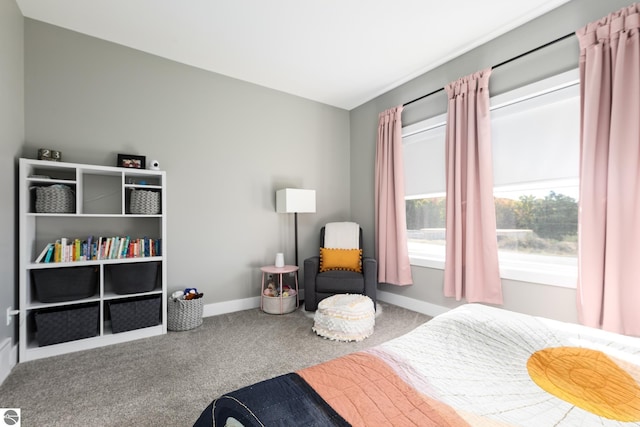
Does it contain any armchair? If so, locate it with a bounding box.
[304,223,377,311]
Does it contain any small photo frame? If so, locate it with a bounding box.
[117,154,146,169]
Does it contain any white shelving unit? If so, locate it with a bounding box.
[18,158,167,362]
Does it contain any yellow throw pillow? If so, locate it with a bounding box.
[319,248,362,273]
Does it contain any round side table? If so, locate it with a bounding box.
[260,265,299,314]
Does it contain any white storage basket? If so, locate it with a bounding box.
[262,294,297,314]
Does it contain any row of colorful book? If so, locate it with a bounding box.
[35,236,162,263]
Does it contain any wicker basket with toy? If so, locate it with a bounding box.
[167,288,204,331]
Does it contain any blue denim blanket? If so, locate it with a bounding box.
[193,373,350,426]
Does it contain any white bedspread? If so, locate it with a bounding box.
[370,304,640,426]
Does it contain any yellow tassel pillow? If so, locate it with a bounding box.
[319,248,362,273]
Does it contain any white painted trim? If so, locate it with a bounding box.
[22,325,164,362]
[202,296,261,318]
[0,338,18,387]
[409,255,578,288]
[376,290,449,318]
[201,293,449,319]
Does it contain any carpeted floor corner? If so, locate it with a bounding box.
[0,302,430,426]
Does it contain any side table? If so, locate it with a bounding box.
[260,265,299,314]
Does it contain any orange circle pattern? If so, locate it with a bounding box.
[527,346,640,422]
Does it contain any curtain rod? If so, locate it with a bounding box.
[402,32,576,107]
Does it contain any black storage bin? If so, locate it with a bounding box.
[32,266,99,303]
[107,262,159,294]
[34,304,99,346]
[109,295,161,333]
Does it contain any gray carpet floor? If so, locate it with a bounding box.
[0,302,430,426]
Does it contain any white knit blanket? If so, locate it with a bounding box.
[324,222,359,249]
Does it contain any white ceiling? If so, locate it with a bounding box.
[15,0,571,110]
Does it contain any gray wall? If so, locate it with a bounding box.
[349,0,632,322]
[0,0,24,352]
[23,20,351,305]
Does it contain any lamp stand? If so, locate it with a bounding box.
[294,212,299,267]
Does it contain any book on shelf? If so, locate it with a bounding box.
[44,244,54,263]
[60,237,67,262]
[35,235,161,263]
[120,236,130,258]
[53,240,61,263]
[103,237,111,260]
[35,243,52,263]
[87,235,93,260]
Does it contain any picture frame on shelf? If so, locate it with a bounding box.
[117,154,146,169]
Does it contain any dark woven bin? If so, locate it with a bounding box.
[34,304,99,346]
[109,296,161,333]
[32,266,99,303]
[107,262,159,294]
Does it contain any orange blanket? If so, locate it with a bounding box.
[297,352,470,427]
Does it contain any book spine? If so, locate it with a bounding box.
[54,240,61,263]
[104,238,112,260]
[44,244,55,263]
[60,238,67,262]
[121,236,130,258]
[87,235,93,260]
[35,243,51,263]
[97,237,104,260]
[74,238,81,261]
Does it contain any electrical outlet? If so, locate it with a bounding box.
[6,307,19,326]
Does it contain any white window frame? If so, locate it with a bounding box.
[403,69,579,288]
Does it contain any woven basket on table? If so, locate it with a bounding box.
[129,189,160,214]
[35,184,75,213]
[167,297,204,331]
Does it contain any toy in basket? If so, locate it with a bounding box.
[167,288,204,331]
[262,283,297,314]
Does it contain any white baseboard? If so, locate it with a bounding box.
[376,290,449,318]
[201,292,449,319]
[0,338,18,387]
[202,296,261,317]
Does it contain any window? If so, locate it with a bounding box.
[403,69,579,287]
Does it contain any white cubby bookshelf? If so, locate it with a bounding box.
[18,158,167,362]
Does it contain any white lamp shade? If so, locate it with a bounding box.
[276,189,316,213]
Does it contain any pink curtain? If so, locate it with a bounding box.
[443,69,502,304]
[375,106,413,286]
[576,4,640,336]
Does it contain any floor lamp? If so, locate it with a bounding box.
[276,188,316,266]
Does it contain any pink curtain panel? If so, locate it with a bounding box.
[444,68,503,305]
[576,3,640,336]
[375,106,413,286]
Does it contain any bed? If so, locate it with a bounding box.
[193,304,640,426]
